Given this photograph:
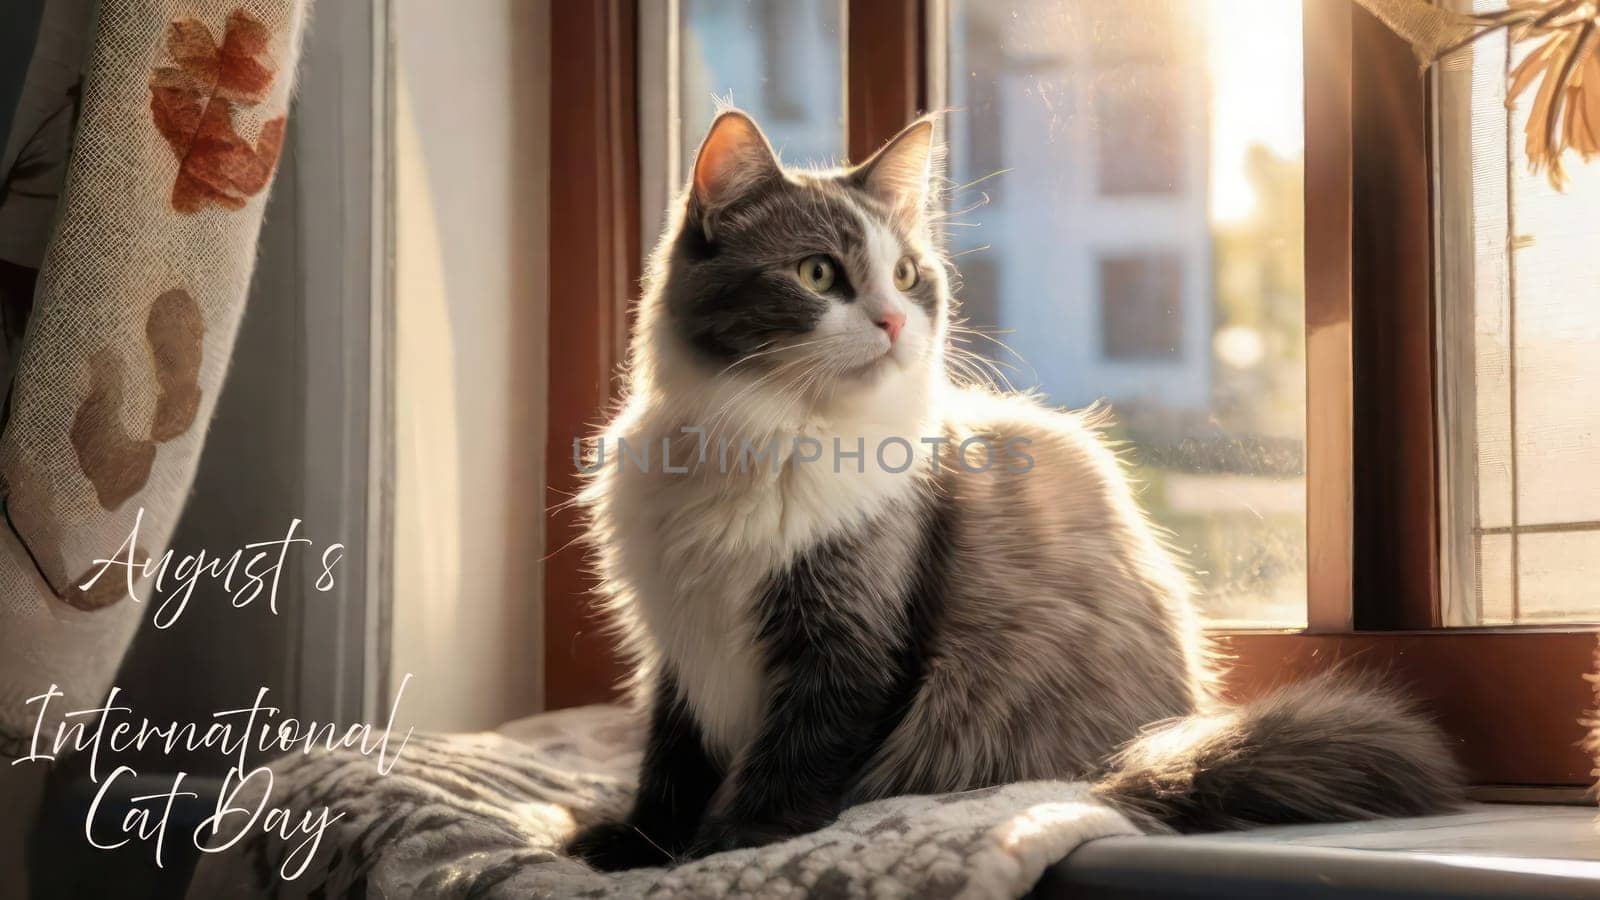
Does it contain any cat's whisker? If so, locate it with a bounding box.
[948,354,995,391]
[951,347,1018,393]
[950,169,1010,193]
[930,194,991,221]
[946,244,991,259]
[715,336,835,378]
[948,330,1034,386]
[704,353,821,451]
[706,336,856,453]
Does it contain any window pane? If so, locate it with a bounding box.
[1099,253,1184,360]
[1477,533,1515,624]
[944,0,1307,627]
[1518,532,1600,622]
[679,0,844,177]
[1439,5,1600,624]
[1095,72,1185,195]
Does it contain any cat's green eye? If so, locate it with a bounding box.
[798,255,837,292]
[893,256,919,291]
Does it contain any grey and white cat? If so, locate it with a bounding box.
[567,110,1461,870]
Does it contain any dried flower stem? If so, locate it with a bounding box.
[1434,0,1600,188]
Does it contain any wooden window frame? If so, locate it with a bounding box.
[545,0,638,711]
[544,0,1599,789]
[1218,2,1595,791]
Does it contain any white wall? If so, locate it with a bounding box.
[391,0,549,730]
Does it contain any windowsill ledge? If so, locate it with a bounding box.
[1038,803,1600,899]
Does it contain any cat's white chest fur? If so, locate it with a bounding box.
[595,397,930,758]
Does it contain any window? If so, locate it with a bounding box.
[958,18,1007,202]
[547,0,1600,787]
[1098,253,1183,361]
[1084,0,1180,64]
[1437,8,1600,626]
[942,0,1307,626]
[1095,71,1184,195]
[953,255,1001,337]
[679,0,845,176]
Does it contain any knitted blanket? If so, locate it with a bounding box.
[185,704,1138,899]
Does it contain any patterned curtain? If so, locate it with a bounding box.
[0,0,314,759]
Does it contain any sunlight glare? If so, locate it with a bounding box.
[1204,0,1305,224]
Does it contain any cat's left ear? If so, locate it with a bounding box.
[852,115,938,227]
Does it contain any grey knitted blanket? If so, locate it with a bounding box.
[186,704,1136,899]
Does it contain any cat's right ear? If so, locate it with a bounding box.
[689,110,780,238]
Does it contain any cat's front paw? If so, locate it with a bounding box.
[565,821,673,872]
[690,816,795,857]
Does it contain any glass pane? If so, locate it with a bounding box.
[679,0,844,177]
[1439,3,1600,624]
[944,0,1307,626]
[1477,534,1514,625]
[1518,532,1600,622]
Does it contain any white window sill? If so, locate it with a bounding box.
[1041,804,1600,899]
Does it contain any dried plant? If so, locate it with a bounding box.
[1443,1,1600,189]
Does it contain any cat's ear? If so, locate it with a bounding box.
[853,115,937,227]
[690,109,781,233]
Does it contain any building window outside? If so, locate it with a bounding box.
[1099,252,1184,361]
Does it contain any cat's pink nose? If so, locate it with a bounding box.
[876,312,906,344]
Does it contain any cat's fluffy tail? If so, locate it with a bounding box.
[1092,671,1464,833]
